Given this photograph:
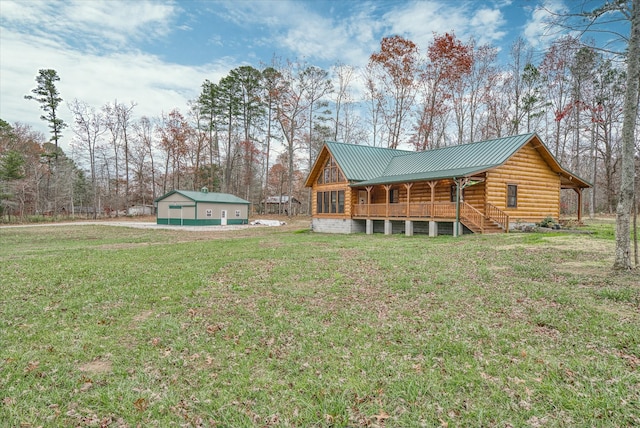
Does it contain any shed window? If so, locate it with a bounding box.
[235,210,241,217]
[507,184,518,208]
[206,209,212,217]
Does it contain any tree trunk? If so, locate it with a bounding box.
[589,120,596,218]
[634,191,638,267]
[614,0,639,270]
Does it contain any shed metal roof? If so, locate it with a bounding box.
[155,190,250,204]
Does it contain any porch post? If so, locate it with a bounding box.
[384,185,395,235]
[428,180,438,237]
[366,186,373,218]
[428,181,437,218]
[404,182,413,235]
[405,220,413,236]
[366,219,373,235]
[454,178,461,237]
[574,188,583,223]
[429,221,438,237]
[404,183,413,217]
[383,185,392,218]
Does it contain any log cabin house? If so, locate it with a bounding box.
[304,133,590,236]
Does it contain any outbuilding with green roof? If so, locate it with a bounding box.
[154,188,250,226]
[305,133,590,236]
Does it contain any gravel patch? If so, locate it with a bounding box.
[1,221,266,232]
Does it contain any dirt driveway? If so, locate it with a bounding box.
[0,216,311,233]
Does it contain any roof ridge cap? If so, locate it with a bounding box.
[412,133,535,154]
[325,141,413,152]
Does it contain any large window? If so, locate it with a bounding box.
[507,184,518,208]
[317,157,344,184]
[317,190,345,214]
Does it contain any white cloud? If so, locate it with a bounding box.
[195,0,378,69]
[523,0,567,48]
[1,0,177,50]
[1,0,241,151]
[470,8,507,45]
[0,27,234,150]
[381,1,508,52]
[1,0,546,154]
[383,1,463,49]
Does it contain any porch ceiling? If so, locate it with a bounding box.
[560,173,591,189]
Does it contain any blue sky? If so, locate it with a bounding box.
[0,0,626,149]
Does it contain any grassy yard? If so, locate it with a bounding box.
[0,220,638,427]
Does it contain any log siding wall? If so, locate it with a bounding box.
[485,142,561,222]
[310,151,353,218]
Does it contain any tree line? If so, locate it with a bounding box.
[1,2,638,269]
[1,35,635,215]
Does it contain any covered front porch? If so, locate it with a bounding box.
[352,201,508,236]
[351,179,509,236]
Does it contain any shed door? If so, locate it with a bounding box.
[221,209,227,225]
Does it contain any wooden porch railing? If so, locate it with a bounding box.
[459,202,485,233]
[352,201,509,233]
[485,203,509,232]
[352,202,458,218]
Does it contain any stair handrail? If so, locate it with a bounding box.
[486,203,509,233]
[460,202,485,233]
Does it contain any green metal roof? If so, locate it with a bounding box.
[324,141,413,181]
[358,165,497,186]
[310,133,590,189]
[155,190,250,204]
[356,134,534,186]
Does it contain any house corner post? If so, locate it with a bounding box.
[574,188,583,223]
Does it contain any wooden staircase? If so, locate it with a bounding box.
[463,218,505,234]
[460,202,509,234]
